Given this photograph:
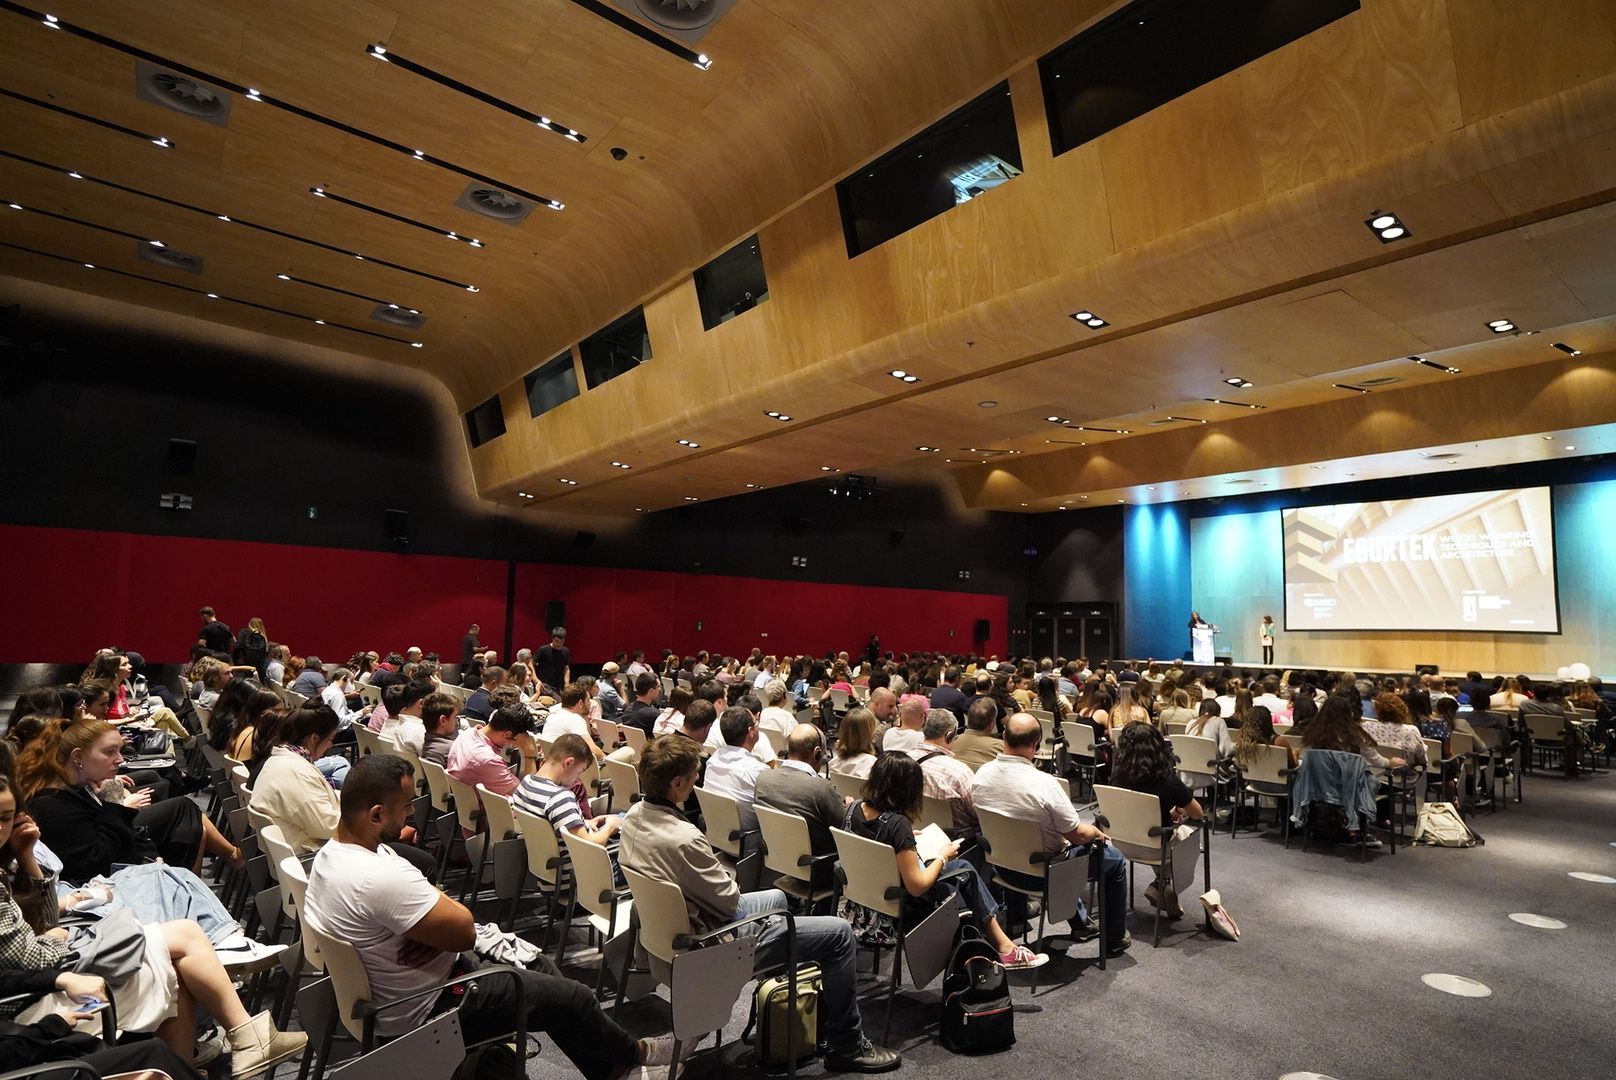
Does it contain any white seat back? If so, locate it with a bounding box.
[829,826,902,919]
[1094,784,1168,864]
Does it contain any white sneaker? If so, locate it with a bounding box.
[217,938,290,974]
[194,1021,229,1066]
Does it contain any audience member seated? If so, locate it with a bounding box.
[1363,693,1428,769]
[541,683,607,760]
[377,679,434,756]
[287,657,327,700]
[1186,698,1235,758]
[1303,694,1402,770]
[1035,676,1073,723]
[877,695,927,754]
[304,755,670,1077]
[830,708,879,779]
[758,680,797,740]
[413,692,461,766]
[319,667,371,731]
[19,720,241,883]
[618,736,901,1073]
[754,724,847,891]
[701,706,770,831]
[618,673,662,737]
[907,709,977,830]
[865,688,899,743]
[461,666,506,724]
[928,668,969,724]
[88,651,187,739]
[0,775,306,1076]
[207,681,272,759]
[950,698,1004,772]
[446,703,538,799]
[1111,722,1204,918]
[1288,692,1319,735]
[1156,688,1197,731]
[248,705,345,854]
[1489,678,1530,712]
[847,753,1045,969]
[1233,705,1296,769]
[1078,689,1113,739]
[652,685,693,737]
[512,734,620,861]
[972,713,1129,956]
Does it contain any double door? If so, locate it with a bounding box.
[1027,602,1115,662]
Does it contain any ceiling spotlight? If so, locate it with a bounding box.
[410,342,424,348]
[245,88,262,101]
[313,319,325,325]
[205,293,219,299]
[412,150,425,160]
[466,285,480,293]
[677,438,700,448]
[609,461,632,470]
[368,44,388,59]
[764,411,792,422]
[684,496,699,502]
[152,137,171,148]
[978,400,997,408]
[276,273,291,280]
[1365,210,1411,243]
[42,14,59,28]
[6,203,19,210]
[820,466,838,472]
[1046,415,1068,424]
[311,187,326,198]
[745,483,757,489]
[916,445,940,453]
[1487,319,1516,333]
[1551,342,1581,356]
[67,171,83,180]
[517,491,528,497]
[887,369,920,383]
[216,214,231,222]
[1069,309,1109,329]
[1203,398,1265,410]
[82,263,94,269]
[559,478,578,486]
[1223,376,1253,388]
[1564,445,1576,452]
[694,53,713,70]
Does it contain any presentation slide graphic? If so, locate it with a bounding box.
[1282,487,1559,632]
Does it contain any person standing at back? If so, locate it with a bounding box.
[533,627,571,696]
[197,606,234,656]
[460,624,481,670]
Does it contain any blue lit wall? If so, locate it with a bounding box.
[1183,476,1616,675]
[1122,502,1191,660]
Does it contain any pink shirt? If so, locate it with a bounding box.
[446,726,519,796]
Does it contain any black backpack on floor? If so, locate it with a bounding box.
[939,928,1015,1054]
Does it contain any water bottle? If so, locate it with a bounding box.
[134,674,148,702]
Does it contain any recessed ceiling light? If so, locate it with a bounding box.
[6,203,20,210]
[634,507,645,512]
[609,461,631,470]
[1411,356,1461,374]
[1564,445,1576,451]
[276,273,291,280]
[1223,377,1254,388]
[67,171,83,180]
[558,478,577,485]
[916,445,940,453]
[677,438,700,447]
[205,292,219,299]
[1203,398,1265,410]
[1079,495,1088,500]
[1542,434,1555,440]
[745,483,757,488]
[764,411,791,422]
[888,369,921,383]
[1020,502,1028,507]
[1551,342,1581,356]
[1365,210,1411,243]
[410,342,423,348]
[216,214,231,221]
[820,466,837,472]
[684,496,699,502]
[1046,415,1068,423]
[313,319,325,325]
[517,491,528,497]
[1487,319,1516,333]
[82,263,95,269]
[1069,309,1109,329]
[465,285,480,293]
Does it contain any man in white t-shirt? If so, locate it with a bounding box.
[703,706,770,830]
[379,679,434,756]
[303,755,670,1074]
[541,683,606,760]
[878,696,927,754]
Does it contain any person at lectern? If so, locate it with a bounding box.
[1188,612,1215,666]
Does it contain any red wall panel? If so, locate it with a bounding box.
[1,525,1009,665]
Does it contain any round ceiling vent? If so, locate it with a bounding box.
[147,73,225,117]
[135,242,204,274]
[134,61,231,126]
[371,304,427,330]
[633,0,719,31]
[453,182,537,225]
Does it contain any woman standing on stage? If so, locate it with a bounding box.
[1259,615,1276,664]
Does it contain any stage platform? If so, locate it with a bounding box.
[1162,658,1609,683]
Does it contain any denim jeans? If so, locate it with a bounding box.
[999,841,1128,947]
[734,888,865,1055]
[916,857,1003,938]
[316,755,350,788]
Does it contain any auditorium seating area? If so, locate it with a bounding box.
[2,638,1611,1080]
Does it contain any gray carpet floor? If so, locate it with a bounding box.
[524,764,1616,1080]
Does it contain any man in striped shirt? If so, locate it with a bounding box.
[512,733,621,849]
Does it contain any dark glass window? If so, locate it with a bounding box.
[836,82,1022,257]
[694,235,769,330]
[465,395,506,447]
[524,350,581,418]
[578,307,651,389]
[1041,0,1359,155]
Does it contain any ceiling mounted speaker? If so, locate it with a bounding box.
[134,61,231,126]
[454,183,537,224]
[135,243,204,274]
[371,304,428,330]
[603,0,739,42]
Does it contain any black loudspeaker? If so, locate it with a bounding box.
[166,438,197,472]
[973,619,990,640]
[384,509,409,539]
[544,601,566,630]
[571,530,597,553]
[1415,663,1439,676]
[888,529,905,547]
